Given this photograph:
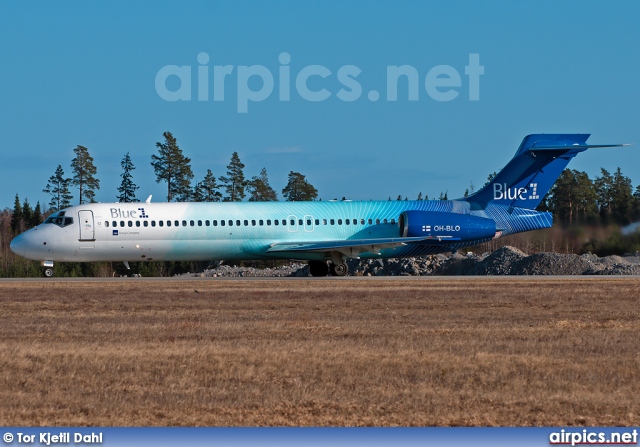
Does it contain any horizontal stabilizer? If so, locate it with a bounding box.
[528,143,630,151]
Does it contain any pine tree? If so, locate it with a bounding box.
[219,152,247,202]
[116,152,139,202]
[547,169,598,224]
[10,194,23,234]
[43,165,73,211]
[595,168,614,222]
[194,169,223,202]
[610,167,634,225]
[151,131,194,202]
[483,172,497,188]
[282,171,318,201]
[71,145,100,204]
[417,192,423,201]
[248,168,278,202]
[22,198,32,229]
[632,185,640,221]
[396,195,402,201]
[32,202,42,227]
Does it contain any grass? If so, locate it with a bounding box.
[0,278,639,426]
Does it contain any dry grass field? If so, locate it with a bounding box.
[0,277,639,426]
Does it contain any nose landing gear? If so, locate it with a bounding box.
[41,261,55,278]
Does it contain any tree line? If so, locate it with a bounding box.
[540,168,640,226]
[2,133,640,277]
[39,131,319,213]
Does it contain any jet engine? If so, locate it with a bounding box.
[399,210,497,241]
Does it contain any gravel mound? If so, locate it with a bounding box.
[175,246,640,277]
[469,246,526,275]
[184,262,307,277]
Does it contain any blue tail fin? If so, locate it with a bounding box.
[463,134,628,210]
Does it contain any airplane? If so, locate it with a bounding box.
[10,134,629,277]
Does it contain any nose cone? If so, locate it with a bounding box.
[10,234,26,257]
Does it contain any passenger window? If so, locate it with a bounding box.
[198,220,202,226]
[182,220,187,227]
[361,219,365,225]
[151,221,156,227]
[120,221,125,227]
[323,219,327,225]
[112,221,117,227]
[315,219,319,225]
[167,220,172,227]
[136,221,140,227]
[338,219,342,225]
[368,219,373,225]
[105,221,110,228]
[244,220,248,226]
[189,220,194,226]
[376,219,380,224]
[213,220,218,226]
[175,220,179,227]
[391,219,396,225]
[236,220,241,226]
[282,219,286,226]
[128,221,133,227]
[267,219,272,226]
[229,220,233,226]
[345,219,350,225]
[274,220,279,226]
[298,219,303,225]
[383,219,388,224]
[159,221,164,227]
[205,220,210,226]
[221,220,225,226]
[330,219,335,225]
[143,221,148,227]
[307,219,311,226]
[251,220,256,226]
[259,220,263,226]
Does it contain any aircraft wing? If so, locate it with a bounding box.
[267,236,459,257]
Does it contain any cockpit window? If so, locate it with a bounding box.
[44,214,74,228]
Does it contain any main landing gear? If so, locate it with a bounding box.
[308,260,349,277]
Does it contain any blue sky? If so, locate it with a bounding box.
[1,1,639,208]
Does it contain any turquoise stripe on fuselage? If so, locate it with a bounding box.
[82,199,550,262]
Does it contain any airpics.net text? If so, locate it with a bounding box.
[155,52,484,113]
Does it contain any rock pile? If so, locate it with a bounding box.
[193,262,307,278]
[180,246,640,277]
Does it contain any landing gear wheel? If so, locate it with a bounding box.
[329,262,348,277]
[43,268,54,278]
[309,260,329,277]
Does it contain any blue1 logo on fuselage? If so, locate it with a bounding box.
[110,208,149,219]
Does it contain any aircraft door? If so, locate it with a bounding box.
[79,210,95,241]
[287,215,298,232]
[303,215,314,232]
